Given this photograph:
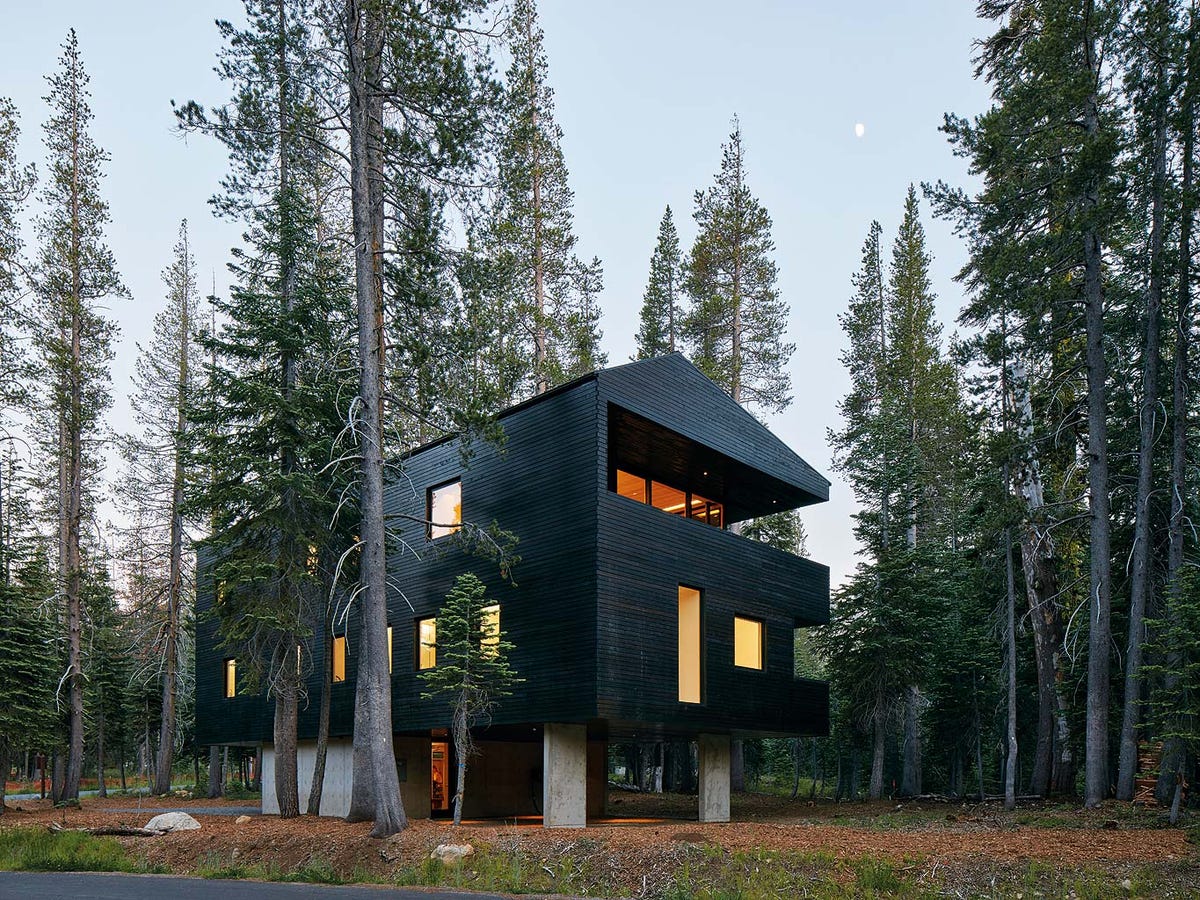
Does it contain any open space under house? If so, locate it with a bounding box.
[195,354,831,827]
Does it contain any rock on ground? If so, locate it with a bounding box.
[430,843,474,864]
[235,815,252,825]
[145,812,201,832]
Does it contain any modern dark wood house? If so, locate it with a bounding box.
[195,353,830,826]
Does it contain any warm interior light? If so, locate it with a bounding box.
[387,626,393,674]
[481,604,500,657]
[734,616,763,670]
[332,635,347,683]
[678,586,702,703]
[616,469,647,502]
[224,659,237,698]
[429,480,462,539]
[418,618,437,669]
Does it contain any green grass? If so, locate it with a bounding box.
[0,827,164,873]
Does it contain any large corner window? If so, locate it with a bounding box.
[224,659,237,699]
[678,586,702,703]
[428,479,462,540]
[734,616,764,670]
[417,617,437,669]
[332,635,347,683]
[613,468,724,529]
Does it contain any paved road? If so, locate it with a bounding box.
[0,872,569,900]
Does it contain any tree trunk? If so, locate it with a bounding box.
[345,0,406,838]
[1005,525,1018,811]
[207,746,222,799]
[1081,9,1113,810]
[1158,14,1196,808]
[307,598,334,815]
[96,694,106,799]
[452,705,468,826]
[900,685,922,797]
[1118,32,1169,800]
[273,654,300,818]
[868,701,885,800]
[730,740,744,792]
[0,745,9,813]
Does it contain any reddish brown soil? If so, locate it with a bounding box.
[1,791,1193,893]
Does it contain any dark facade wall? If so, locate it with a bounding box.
[594,490,830,737]
[197,378,603,747]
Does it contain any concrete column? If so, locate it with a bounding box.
[543,723,587,828]
[698,734,731,823]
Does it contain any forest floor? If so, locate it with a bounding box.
[0,790,1196,898]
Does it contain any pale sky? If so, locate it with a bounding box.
[1,1,992,587]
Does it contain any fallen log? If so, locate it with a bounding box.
[47,821,165,837]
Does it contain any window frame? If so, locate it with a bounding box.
[426,478,462,540]
[416,616,437,670]
[677,584,704,705]
[223,658,237,699]
[332,634,347,683]
[733,615,765,671]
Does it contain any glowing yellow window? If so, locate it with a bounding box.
[616,469,647,502]
[224,659,237,698]
[428,480,462,539]
[306,543,319,575]
[332,635,347,683]
[678,586,702,703]
[481,604,500,658]
[387,625,393,674]
[651,481,687,516]
[418,618,437,669]
[734,616,763,670]
[215,580,226,605]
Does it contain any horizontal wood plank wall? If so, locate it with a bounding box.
[196,380,602,746]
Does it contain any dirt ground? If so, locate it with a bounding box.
[1,790,1195,896]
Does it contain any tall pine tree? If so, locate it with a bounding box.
[635,206,682,358]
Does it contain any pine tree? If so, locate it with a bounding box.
[0,97,34,426]
[635,206,683,358]
[179,0,351,819]
[420,573,522,826]
[31,30,126,802]
[116,220,202,795]
[683,119,792,415]
[486,0,605,398]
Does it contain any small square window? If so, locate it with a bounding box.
[224,659,237,698]
[734,616,763,670]
[332,635,347,683]
[417,617,437,669]
[428,480,462,540]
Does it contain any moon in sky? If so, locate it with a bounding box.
[854,122,866,138]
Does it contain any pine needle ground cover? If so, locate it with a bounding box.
[0,793,1195,897]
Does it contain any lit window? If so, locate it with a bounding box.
[678,586,702,703]
[428,480,462,539]
[651,481,687,516]
[296,644,302,675]
[215,580,226,605]
[418,618,437,669]
[481,604,500,657]
[224,659,237,698]
[734,616,763,670]
[306,544,319,575]
[688,492,724,528]
[616,469,647,502]
[387,625,393,674]
[332,635,347,683]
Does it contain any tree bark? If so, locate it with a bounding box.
[207,745,222,799]
[1158,17,1196,806]
[730,740,744,792]
[273,659,300,818]
[900,685,922,797]
[1004,525,1018,811]
[96,694,106,799]
[868,700,885,800]
[345,0,406,837]
[1081,16,1112,806]
[1118,24,1169,799]
[307,593,334,815]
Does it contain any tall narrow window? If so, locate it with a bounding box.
[734,616,764,670]
[428,479,462,539]
[481,604,500,658]
[332,635,347,683]
[678,586,702,703]
[417,617,437,669]
[387,625,394,674]
[224,659,237,699]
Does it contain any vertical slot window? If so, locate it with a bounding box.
[428,479,462,540]
[417,617,437,669]
[734,616,764,670]
[481,604,500,658]
[332,635,347,683]
[224,659,237,699]
[387,625,394,674]
[678,586,702,703]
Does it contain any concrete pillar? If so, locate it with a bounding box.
[698,734,730,823]
[543,723,587,828]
